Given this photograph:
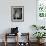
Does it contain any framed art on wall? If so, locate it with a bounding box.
[11,6,24,22]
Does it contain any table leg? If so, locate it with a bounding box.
[4,34,7,46]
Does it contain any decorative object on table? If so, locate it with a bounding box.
[11,27,18,34]
[11,6,24,22]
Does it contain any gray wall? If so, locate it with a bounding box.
[0,0,36,42]
[0,0,36,34]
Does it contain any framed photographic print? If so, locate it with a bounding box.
[11,6,24,22]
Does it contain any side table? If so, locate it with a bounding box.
[4,33,18,46]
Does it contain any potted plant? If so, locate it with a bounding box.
[33,32,46,43]
[32,24,46,43]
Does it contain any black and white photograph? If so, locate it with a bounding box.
[11,6,24,22]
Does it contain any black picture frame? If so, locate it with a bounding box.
[11,6,24,22]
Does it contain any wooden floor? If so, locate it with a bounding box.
[0,42,46,46]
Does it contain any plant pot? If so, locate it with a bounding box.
[37,39,45,44]
[37,39,40,43]
[40,38,45,43]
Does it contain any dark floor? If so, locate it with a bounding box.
[0,42,46,46]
